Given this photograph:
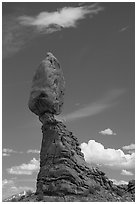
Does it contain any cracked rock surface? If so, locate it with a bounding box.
[28,52,65,116]
[36,114,113,196]
[25,53,135,201]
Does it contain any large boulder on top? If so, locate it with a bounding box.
[28,52,65,116]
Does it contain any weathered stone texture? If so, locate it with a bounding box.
[27,53,135,201]
[28,52,65,116]
[36,114,113,196]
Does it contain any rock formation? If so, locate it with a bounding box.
[28,52,65,116]
[36,113,114,195]
[26,52,135,201]
[29,52,104,195]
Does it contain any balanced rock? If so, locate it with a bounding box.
[28,52,65,116]
[5,53,135,202]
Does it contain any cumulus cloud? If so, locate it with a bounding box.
[3,3,103,58]
[121,169,134,176]
[27,149,40,154]
[7,158,40,175]
[80,140,135,169]
[2,179,34,200]
[62,89,124,122]
[110,179,128,186]
[122,144,135,150]
[122,144,135,154]
[99,128,116,135]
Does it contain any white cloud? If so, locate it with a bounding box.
[2,148,16,157]
[110,179,128,186]
[2,148,23,156]
[127,150,135,154]
[27,149,40,154]
[2,179,34,200]
[63,102,108,122]
[121,169,134,176]
[122,144,135,150]
[18,3,103,32]
[62,89,124,122]
[7,158,40,175]
[2,153,10,157]
[3,4,103,58]
[3,148,17,153]
[2,179,14,188]
[80,140,135,169]
[99,128,116,135]
[3,148,40,155]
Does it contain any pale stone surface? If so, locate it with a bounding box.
[28,52,65,116]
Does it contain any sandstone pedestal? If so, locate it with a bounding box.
[36,113,99,195]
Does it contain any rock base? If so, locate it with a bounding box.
[36,114,113,196]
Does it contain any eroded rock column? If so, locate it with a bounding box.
[28,52,108,196]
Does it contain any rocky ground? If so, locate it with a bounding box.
[3,179,135,202]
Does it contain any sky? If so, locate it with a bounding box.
[2,1,135,199]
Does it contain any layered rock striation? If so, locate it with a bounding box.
[36,113,113,195]
[27,52,135,200]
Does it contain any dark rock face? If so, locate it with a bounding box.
[127,180,135,194]
[26,53,135,202]
[28,52,65,116]
[3,180,135,202]
[36,113,100,195]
